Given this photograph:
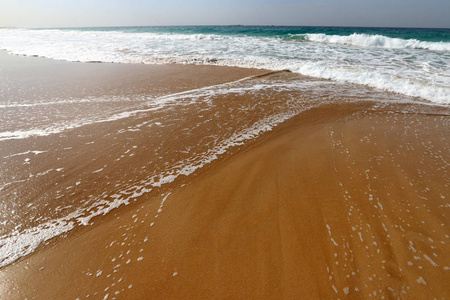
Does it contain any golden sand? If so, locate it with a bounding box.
[2,103,449,299]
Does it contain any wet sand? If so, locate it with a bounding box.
[1,53,449,299]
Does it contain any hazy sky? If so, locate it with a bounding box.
[1,0,449,29]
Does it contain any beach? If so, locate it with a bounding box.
[0,50,449,300]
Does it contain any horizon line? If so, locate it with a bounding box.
[2,24,450,30]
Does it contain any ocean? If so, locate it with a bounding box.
[0,26,449,270]
[1,26,449,103]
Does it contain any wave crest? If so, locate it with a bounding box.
[301,33,450,51]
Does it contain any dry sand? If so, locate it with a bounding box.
[0,53,449,299]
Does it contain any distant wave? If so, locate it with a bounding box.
[15,28,226,41]
[299,33,450,51]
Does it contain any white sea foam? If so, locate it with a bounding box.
[0,28,448,104]
[0,95,137,109]
[301,33,450,51]
[0,210,79,267]
[4,150,47,158]
[289,61,450,104]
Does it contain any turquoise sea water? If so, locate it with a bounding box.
[53,26,450,42]
[1,26,449,103]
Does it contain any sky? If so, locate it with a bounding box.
[1,0,450,29]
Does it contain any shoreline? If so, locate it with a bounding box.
[0,52,449,299]
[0,49,446,107]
